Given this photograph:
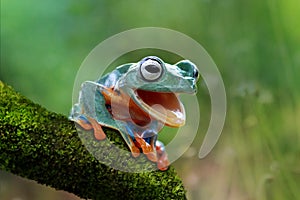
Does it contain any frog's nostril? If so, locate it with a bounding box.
[193,67,199,80]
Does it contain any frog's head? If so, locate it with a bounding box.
[119,56,199,127]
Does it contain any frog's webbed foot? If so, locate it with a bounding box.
[135,136,157,162]
[130,145,141,158]
[134,136,169,170]
[156,141,169,171]
[74,115,106,140]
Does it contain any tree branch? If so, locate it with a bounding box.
[0,81,186,200]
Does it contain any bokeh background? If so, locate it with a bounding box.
[1,0,299,199]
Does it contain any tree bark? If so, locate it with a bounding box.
[0,81,186,200]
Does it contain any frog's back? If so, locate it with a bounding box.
[96,63,133,87]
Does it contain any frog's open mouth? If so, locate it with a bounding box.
[134,89,186,127]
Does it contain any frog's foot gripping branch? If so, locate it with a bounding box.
[156,141,169,171]
[75,116,107,140]
[74,117,170,171]
[134,136,157,162]
[134,136,169,171]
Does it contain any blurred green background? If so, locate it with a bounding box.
[1,0,299,199]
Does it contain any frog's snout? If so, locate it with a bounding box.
[175,60,199,82]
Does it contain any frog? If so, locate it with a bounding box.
[70,56,199,171]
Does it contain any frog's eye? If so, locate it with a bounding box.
[140,58,163,82]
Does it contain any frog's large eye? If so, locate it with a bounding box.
[140,58,163,82]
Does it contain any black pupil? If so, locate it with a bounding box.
[145,65,160,73]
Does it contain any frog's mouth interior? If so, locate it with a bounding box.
[134,89,186,127]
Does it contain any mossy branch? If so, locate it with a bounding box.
[0,81,186,200]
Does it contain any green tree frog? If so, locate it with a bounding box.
[70,56,199,171]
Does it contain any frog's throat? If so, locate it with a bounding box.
[130,89,186,127]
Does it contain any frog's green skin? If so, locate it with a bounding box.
[70,56,199,171]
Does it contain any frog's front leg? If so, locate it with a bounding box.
[136,130,158,162]
[74,115,106,140]
[134,135,157,162]
[134,132,169,170]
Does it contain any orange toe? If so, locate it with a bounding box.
[131,145,140,158]
[135,137,153,153]
[157,153,169,171]
[145,152,157,162]
[88,117,106,140]
[76,119,93,130]
[93,128,106,140]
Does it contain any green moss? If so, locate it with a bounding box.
[0,81,186,200]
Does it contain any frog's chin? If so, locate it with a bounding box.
[133,89,186,127]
